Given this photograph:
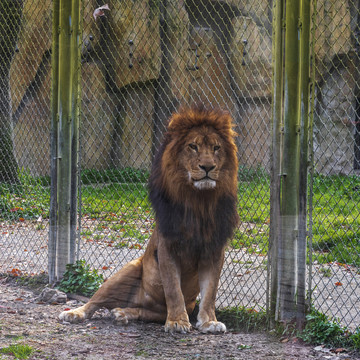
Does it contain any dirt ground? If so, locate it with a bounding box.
[2,222,360,332]
[0,277,359,360]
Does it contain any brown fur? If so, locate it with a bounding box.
[59,105,239,333]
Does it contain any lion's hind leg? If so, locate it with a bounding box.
[59,257,144,324]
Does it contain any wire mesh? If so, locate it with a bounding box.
[0,0,359,331]
[0,0,51,277]
[75,0,273,315]
[310,0,360,331]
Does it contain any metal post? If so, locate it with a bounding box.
[297,0,312,327]
[56,0,73,279]
[70,0,81,264]
[50,0,81,281]
[270,0,312,325]
[279,0,301,321]
[269,0,284,325]
[307,0,317,316]
[49,0,60,284]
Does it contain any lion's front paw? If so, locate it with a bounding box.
[197,320,226,334]
[59,306,86,323]
[111,308,129,324]
[164,319,192,333]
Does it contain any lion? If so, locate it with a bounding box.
[59,104,239,333]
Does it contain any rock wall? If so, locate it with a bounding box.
[312,0,358,175]
[313,60,356,175]
[8,0,359,176]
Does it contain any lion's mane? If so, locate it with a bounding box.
[149,105,239,260]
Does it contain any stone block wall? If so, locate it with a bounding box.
[8,0,359,176]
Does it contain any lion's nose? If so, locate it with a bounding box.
[199,165,216,174]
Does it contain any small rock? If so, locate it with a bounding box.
[38,287,67,304]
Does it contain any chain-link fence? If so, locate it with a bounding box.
[310,0,360,331]
[0,0,359,331]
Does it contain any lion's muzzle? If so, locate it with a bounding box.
[193,178,216,190]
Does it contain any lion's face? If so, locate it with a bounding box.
[153,105,238,204]
[181,127,225,190]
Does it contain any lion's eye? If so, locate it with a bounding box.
[214,145,220,152]
[189,143,198,151]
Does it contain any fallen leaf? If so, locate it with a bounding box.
[247,308,258,313]
[119,332,141,338]
[9,268,22,277]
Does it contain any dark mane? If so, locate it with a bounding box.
[148,105,239,260]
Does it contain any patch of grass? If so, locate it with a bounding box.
[318,267,332,277]
[238,165,268,183]
[135,349,149,357]
[216,306,267,332]
[81,167,149,185]
[299,309,360,350]
[1,168,359,266]
[232,172,270,254]
[0,169,50,221]
[14,272,49,292]
[57,260,104,297]
[312,174,360,267]
[0,343,34,359]
[80,183,150,217]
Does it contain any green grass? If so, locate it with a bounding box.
[0,170,50,221]
[215,306,360,350]
[216,306,267,332]
[81,167,149,185]
[1,169,359,266]
[230,166,271,255]
[311,174,360,266]
[81,183,150,216]
[0,343,34,359]
[57,259,104,296]
[299,309,360,350]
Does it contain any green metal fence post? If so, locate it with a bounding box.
[50,0,81,281]
[279,0,301,321]
[269,0,284,325]
[270,0,312,325]
[49,0,60,284]
[56,0,73,279]
[297,0,312,327]
[70,0,81,265]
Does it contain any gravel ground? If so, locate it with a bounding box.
[1,277,359,360]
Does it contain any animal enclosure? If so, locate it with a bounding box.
[0,0,359,331]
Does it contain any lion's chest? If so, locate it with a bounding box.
[154,194,237,260]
